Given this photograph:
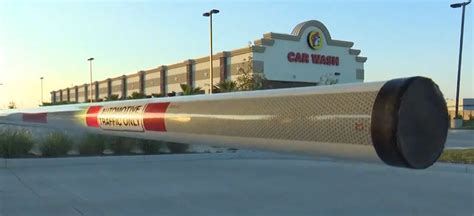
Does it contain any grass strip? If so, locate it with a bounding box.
[439,149,474,164]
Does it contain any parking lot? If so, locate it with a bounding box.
[1,150,473,216]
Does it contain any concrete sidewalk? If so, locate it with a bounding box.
[1,153,473,216]
[446,129,474,149]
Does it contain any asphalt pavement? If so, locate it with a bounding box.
[0,152,473,216]
[0,128,473,216]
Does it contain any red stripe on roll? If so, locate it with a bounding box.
[86,106,102,127]
[22,113,47,123]
[143,102,170,132]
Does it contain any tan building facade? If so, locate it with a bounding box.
[51,20,367,103]
[446,98,474,119]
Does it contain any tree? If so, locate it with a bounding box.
[319,73,339,85]
[151,93,162,98]
[7,101,16,109]
[40,101,78,107]
[235,51,266,91]
[214,80,238,93]
[105,94,120,101]
[127,92,147,99]
[180,84,203,95]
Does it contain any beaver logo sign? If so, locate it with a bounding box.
[307,30,323,50]
[97,105,146,132]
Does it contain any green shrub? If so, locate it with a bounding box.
[0,129,34,158]
[140,139,164,154]
[127,92,147,99]
[227,148,238,152]
[40,132,72,157]
[79,134,106,156]
[105,94,120,101]
[41,101,78,106]
[108,137,136,155]
[166,142,189,154]
[463,120,474,129]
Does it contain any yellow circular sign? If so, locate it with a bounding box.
[307,31,323,50]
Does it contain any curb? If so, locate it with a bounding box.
[0,153,229,168]
[1,153,472,174]
[430,162,474,174]
[0,151,311,169]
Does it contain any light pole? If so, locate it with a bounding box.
[40,77,44,105]
[87,57,94,103]
[203,9,219,94]
[451,0,471,118]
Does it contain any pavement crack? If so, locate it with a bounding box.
[6,168,41,198]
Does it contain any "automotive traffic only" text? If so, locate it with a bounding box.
[97,105,146,131]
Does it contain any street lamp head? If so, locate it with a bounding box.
[87,57,94,61]
[451,0,471,8]
[40,77,43,80]
[203,9,219,17]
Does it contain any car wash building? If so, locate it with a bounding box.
[51,20,367,103]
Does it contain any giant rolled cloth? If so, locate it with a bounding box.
[0,77,448,169]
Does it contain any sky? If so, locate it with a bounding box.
[0,0,472,108]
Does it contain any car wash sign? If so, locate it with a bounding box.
[287,30,340,66]
[287,52,339,66]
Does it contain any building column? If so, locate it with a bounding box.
[107,79,112,98]
[219,52,229,82]
[74,86,79,102]
[185,60,194,88]
[138,71,145,95]
[94,81,99,101]
[51,91,56,103]
[84,85,88,102]
[159,66,167,96]
[67,88,70,102]
[121,75,127,99]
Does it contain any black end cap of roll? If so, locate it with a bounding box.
[371,77,448,169]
